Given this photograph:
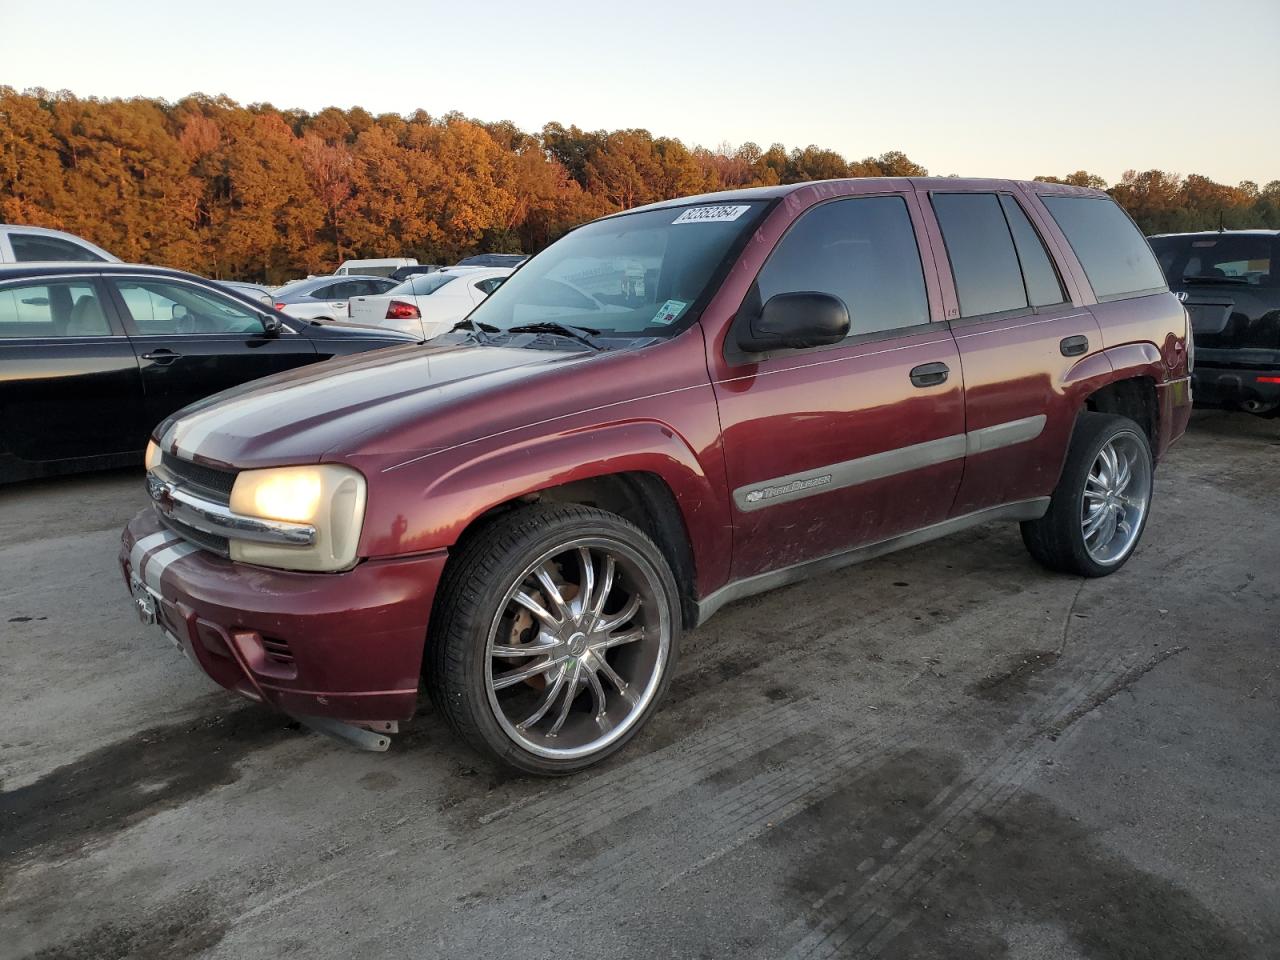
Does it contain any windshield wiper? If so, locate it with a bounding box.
[450,318,502,344]
[506,321,606,351]
[1181,275,1249,285]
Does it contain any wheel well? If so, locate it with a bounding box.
[1083,377,1157,443]
[455,472,700,628]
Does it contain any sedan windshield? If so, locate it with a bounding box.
[467,201,769,339]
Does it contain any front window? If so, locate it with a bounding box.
[1148,234,1275,288]
[112,278,267,335]
[468,201,770,339]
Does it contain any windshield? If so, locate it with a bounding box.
[467,201,770,339]
[1149,234,1276,288]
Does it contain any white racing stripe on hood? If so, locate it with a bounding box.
[142,541,201,593]
[170,361,402,457]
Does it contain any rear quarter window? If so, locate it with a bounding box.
[1040,196,1166,301]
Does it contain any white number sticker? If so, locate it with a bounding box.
[672,205,752,225]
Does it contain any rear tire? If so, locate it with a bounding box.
[427,503,681,776]
[1021,412,1154,577]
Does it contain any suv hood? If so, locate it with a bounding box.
[157,341,590,468]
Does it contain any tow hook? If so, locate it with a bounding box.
[296,716,397,752]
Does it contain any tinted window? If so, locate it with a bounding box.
[999,195,1065,307]
[932,193,1028,317]
[0,279,110,337]
[1148,234,1276,288]
[407,273,459,296]
[756,196,930,337]
[113,278,265,335]
[9,233,107,263]
[1041,196,1166,300]
[319,281,359,300]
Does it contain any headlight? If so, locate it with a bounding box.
[145,440,162,471]
[228,464,367,572]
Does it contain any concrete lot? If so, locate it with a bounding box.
[1,411,1277,960]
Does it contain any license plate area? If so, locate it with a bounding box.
[130,575,158,625]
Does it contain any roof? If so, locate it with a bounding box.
[613,177,1107,218]
[1148,229,1280,238]
[0,261,197,281]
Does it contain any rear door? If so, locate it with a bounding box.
[921,188,1103,516]
[0,275,145,466]
[711,191,966,580]
[105,274,318,430]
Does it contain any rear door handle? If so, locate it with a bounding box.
[1060,335,1089,357]
[909,361,950,388]
[141,348,180,365]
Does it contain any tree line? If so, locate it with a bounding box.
[2,88,1277,283]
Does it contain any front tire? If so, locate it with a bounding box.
[427,503,681,775]
[1021,412,1154,577]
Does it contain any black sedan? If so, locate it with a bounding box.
[0,263,417,482]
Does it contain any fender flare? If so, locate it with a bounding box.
[359,419,733,594]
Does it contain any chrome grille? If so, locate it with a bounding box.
[161,451,236,501]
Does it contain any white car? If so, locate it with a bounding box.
[347,267,512,339]
[271,275,399,322]
[0,224,119,263]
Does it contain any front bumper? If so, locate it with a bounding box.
[120,508,446,722]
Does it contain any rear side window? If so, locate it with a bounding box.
[9,233,107,263]
[0,279,110,337]
[756,195,930,337]
[1040,196,1166,300]
[931,193,1028,317]
[999,196,1065,307]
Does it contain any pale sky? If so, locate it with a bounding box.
[3,0,1277,187]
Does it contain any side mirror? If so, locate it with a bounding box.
[171,304,189,321]
[737,292,850,353]
[261,313,283,337]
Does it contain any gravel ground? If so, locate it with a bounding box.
[1,410,1277,960]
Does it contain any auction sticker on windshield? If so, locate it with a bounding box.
[651,299,689,325]
[672,205,752,224]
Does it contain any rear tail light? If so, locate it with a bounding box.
[274,302,286,311]
[1257,376,1280,384]
[386,300,420,320]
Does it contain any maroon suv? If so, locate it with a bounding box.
[121,178,1192,774]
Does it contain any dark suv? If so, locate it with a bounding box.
[1148,229,1279,416]
[122,179,1191,774]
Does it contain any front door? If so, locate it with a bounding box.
[711,193,966,581]
[105,275,318,432]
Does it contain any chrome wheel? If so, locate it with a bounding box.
[1081,434,1151,566]
[483,537,670,760]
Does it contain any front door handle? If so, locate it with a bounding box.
[909,361,950,388]
[141,348,180,366]
[1060,335,1089,357]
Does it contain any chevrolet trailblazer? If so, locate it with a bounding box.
[121,178,1192,774]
